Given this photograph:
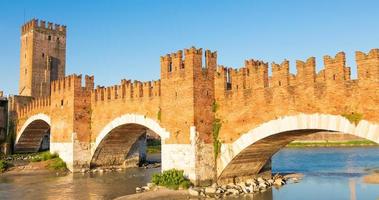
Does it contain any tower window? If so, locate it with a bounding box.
[42,53,44,58]
[48,35,51,41]
[279,81,282,86]
[168,62,172,72]
[57,37,60,41]
[60,100,64,106]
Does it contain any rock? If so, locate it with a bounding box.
[226,188,239,195]
[259,182,267,189]
[142,186,150,191]
[188,188,199,196]
[274,178,284,186]
[257,177,265,183]
[135,187,142,193]
[147,182,155,188]
[205,186,217,194]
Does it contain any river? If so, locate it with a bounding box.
[1,147,379,200]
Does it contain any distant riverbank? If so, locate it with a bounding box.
[147,140,378,153]
[286,140,378,148]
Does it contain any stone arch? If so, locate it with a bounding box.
[15,113,51,153]
[217,113,379,181]
[90,114,170,168]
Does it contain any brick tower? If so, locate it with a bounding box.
[19,19,66,97]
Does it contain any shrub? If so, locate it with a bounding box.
[48,158,67,170]
[342,112,363,125]
[41,152,58,161]
[0,160,8,172]
[31,157,42,162]
[31,151,58,162]
[212,118,222,158]
[152,169,192,190]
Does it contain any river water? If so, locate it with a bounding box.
[1,147,379,200]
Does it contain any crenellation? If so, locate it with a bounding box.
[22,19,66,35]
[356,48,379,83]
[17,96,51,119]
[85,75,95,90]
[160,54,172,79]
[295,57,316,85]
[133,81,143,98]
[50,74,84,94]
[245,59,269,90]
[170,50,184,73]
[323,52,350,83]
[270,60,290,87]
[184,46,202,56]
[142,81,152,98]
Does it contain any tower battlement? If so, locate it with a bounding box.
[21,19,66,35]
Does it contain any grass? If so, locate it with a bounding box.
[287,140,378,148]
[152,169,192,190]
[30,151,67,171]
[0,160,8,172]
[147,139,161,153]
[31,151,58,162]
[47,157,67,170]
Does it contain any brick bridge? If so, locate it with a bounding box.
[11,47,379,184]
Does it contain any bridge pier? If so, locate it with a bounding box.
[50,132,92,172]
[161,127,217,186]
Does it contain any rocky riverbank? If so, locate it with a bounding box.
[132,173,302,199]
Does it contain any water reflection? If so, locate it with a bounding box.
[1,148,379,200]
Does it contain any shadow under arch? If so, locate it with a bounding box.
[15,113,51,153]
[217,113,379,182]
[90,114,170,168]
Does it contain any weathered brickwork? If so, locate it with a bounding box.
[11,19,379,184]
[19,19,66,97]
[214,49,379,144]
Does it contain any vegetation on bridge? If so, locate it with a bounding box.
[212,101,222,159]
[342,112,363,125]
[152,169,192,190]
[157,108,161,121]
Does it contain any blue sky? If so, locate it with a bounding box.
[1,0,379,95]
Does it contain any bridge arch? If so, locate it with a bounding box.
[15,113,51,153]
[218,113,379,181]
[90,114,170,168]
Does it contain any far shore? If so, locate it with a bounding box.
[286,140,378,148]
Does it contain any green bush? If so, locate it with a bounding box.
[342,112,363,125]
[31,151,58,162]
[48,158,67,170]
[152,169,192,190]
[31,157,42,162]
[0,160,8,172]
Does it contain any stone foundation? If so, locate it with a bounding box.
[50,142,74,171]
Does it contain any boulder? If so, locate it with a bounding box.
[257,177,265,183]
[188,188,199,196]
[274,178,284,186]
[205,186,217,194]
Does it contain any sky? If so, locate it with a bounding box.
[1,0,379,95]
